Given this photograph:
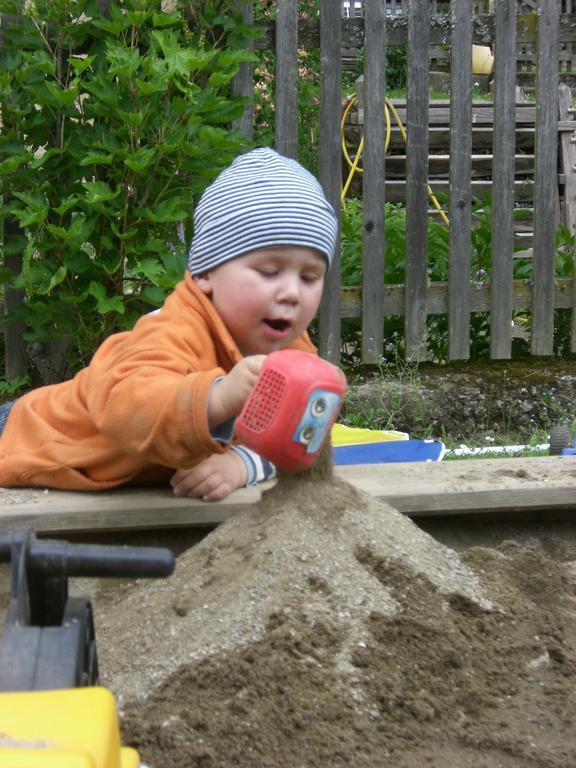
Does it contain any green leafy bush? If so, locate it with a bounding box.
[0,0,254,377]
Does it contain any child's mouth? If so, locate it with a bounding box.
[265,318,291,332]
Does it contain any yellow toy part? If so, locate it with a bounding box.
[0,687,139,768]
[331,423,408,446]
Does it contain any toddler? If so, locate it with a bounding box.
[0,147,337,500]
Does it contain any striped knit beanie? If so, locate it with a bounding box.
[188,147,337,274]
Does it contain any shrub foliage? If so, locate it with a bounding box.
[0,0,254,376]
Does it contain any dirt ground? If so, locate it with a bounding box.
[36,451,571,768]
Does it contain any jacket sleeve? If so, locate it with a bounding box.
[83,341,229,469]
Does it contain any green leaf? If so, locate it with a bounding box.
[81,181,120,203]
[0,154,28,175]
[92,19,123,36]
[110,220,138,241]
[151,31,216,76]
[140,284,168,307]
[124,146,156,172]
[137,257,164,283]
[45,81,79,108]
[29,147,60,170]
[46,224,76,242]
[134,77,168,96]
[11,191,49,226]
[79,152,115,166]
[45,265,68,294]
[114,108,146,129]
[106,42,141,78]
[89,281,125,314]
[0,49,22,72]
[69,55,96,75]
[126,11,153,27]
[138,197,189,223]
[151,12,181,28]
[83,79,120,107]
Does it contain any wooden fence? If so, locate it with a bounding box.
[2,0,575,376]
[232,0,576,364]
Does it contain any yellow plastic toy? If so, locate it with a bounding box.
[0,688,139,768]
[332,422,408,446]
[0,530,175,768]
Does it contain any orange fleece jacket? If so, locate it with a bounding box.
[0,273,315,490]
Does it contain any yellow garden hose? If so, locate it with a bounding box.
[341,93,450,226]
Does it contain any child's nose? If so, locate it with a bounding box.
[277,274,301,303]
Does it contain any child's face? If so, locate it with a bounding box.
[196,246,326,355]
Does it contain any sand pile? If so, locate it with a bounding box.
[95,460,576,767]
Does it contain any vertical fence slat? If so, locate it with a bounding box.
[531,0,560,356]
[557,83,576,352]
[490,0,517,360]
[361,0,387,363]
[231,1,254,140]
[318,0,342,363]
[275,0,299,159]
[448,0,473,360]
[404,0,430,362]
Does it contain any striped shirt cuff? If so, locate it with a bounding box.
[208,376,235,444]
[231,445,276,487]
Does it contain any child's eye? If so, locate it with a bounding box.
[256,268,278,278]
[302,272,322,284]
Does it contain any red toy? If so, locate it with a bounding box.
[235,349,346,473]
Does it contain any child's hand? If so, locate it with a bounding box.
[170,450,248,502]
[208,355,265,428]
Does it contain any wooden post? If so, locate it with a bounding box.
[275,0,298,159]
[531,0,560,356]
[557,83,576,352]
[361,0,386,363]
[490,0,516,360]
[448,0,473,360]
[318,0,342,364]
[404,0,430,362]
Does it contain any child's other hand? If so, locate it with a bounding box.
[170,450,248,502]
[208,355,265,427]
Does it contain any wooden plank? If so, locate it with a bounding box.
[490,0,517,360]
[531,0,560,356]
[448,0,473,360]
[318,0,342,364]
[361,0,387,363]
[255,15,576,50]
[2,456,576,534]
[382,154,534,179]
[404,0,430,362]
[231,0,254,140]
[275,0,298,159]
[339,277,576,318]
[381,179,536,205]
[353,103,538,126]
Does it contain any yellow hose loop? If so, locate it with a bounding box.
[340,93,450,226]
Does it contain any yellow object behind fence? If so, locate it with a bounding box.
[472,45,494,75]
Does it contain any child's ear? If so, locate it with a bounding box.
[194,273,213,296]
